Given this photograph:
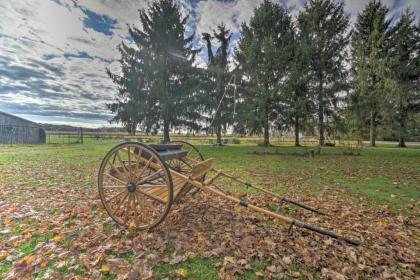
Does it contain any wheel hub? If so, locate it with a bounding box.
[127,182,136,192]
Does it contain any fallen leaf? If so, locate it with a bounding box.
[101,264,110,273]
[282,256,292,265]
[266,265,276,273]
[52,235,64,242]
[175,268,187,277]
[0,251,7,261]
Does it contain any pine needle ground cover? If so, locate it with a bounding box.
[0,143,418,279]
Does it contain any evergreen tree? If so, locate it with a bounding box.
[235,0,294,146]
[201,24,234,145]
[107,0,199,142]
[284,22,312,146]
[299,0,350,146]
[388,9,420,147]
[350,0,392,146]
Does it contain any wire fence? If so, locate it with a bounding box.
[43,129,324,147]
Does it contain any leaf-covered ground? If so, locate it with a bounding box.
[0,142,419,279]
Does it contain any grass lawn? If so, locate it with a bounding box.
[0,140,419,279]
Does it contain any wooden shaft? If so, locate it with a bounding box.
[203,170,222,185]
[216,169,281,198]
[214,169,327,215]
[186,177,293,224]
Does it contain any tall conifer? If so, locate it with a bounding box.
[107,0,199,142]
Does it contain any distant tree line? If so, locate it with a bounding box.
[107,0,419,147]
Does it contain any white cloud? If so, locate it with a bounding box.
[0,0,419,127]
[195,0,265,35]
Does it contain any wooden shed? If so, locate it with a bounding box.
[0,111,46,144]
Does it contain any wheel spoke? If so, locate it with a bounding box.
[138,169,163,185]
[139,184,168,189]
[134,191,147,221]
[132,192,139,227]
[114,192,129,212]
[107,160,128,181]
[102,185,126,189]
[179,158,193,168]
[123,194,132,224]
[105,173,127,185]
[116,151,130,174]
[131,147,142,178]
[106,189,127,204]
[135,156,153,182]
[127,146,132,178]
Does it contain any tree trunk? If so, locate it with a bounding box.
[398,135,406,147]
[398,101,406,148]
[318,77,324,146]
[263,126,270,146]
[398,119,406,147]
[369,112,376,147]
[294,116,300,147]
[216,125,222,145]
[163,119,170,143]
[263,101,270,146]
[132,123,136,136]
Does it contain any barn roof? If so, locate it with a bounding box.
[0,111,41,127]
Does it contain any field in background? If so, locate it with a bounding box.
[0,140,419,279]
[44,132,322,146]
[43,131,420,148]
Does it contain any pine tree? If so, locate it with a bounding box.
[235,0,294,146]
[107,0,199,142]
[106,41,159,135]
[284,22,312,146]
[388,9,420,147]
[350,0,392,146]
[201,24,234,145]
[298,0,350,146]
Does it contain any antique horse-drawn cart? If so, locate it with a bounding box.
[98,141,359,246]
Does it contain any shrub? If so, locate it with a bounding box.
[232,138,241,144]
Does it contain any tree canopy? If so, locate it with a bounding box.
[235,0,294,146]
[107,0,419,146]
[107,0,199,142]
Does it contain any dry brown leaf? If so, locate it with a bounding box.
[174,268,187,278]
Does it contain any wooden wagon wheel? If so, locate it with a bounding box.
[98,142,173,230]
[167,140,204,176]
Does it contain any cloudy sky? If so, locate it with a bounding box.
[0,0,419,127]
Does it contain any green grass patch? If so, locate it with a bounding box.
[236,259,264,279]
[19,233,54,254]
[101,273,116,280]
[0,261,12,275]
[154,257,220,280]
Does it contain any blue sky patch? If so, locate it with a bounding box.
[43,54,59,60]
[64,51,94,60]
[81,8,117,36]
